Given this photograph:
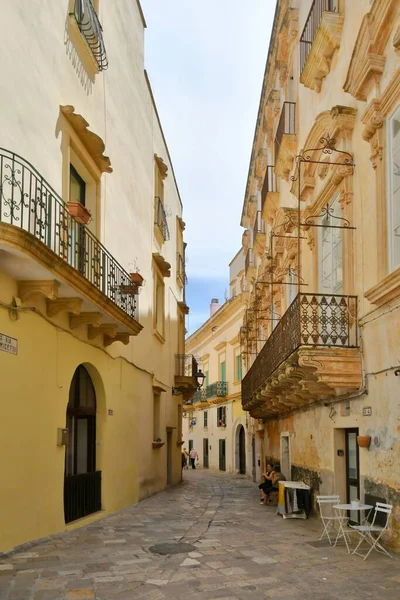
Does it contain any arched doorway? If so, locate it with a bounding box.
[237,425,246,475]
[64,365,101,523]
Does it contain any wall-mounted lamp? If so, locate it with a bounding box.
[172,369,206,396]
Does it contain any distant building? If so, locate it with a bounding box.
[241,0,400,548]
[0,0,193,553]
[183,249,248,474]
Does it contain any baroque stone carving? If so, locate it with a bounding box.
[18,280,59,303]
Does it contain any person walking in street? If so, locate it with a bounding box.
[189,448,198,469]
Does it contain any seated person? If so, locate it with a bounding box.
[261,464,286,505]
[258,462,274,504]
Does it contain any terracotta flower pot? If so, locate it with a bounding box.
[119,284,139,295]
[68,201,91,224]
[130,272,144,286]
[357,435,371,448]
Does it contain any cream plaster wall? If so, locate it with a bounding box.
[0,0,185,551]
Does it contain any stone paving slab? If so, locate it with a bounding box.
[0,470,399,599]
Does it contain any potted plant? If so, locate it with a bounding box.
[357,435,371,449]
[130,272,144,287]
[68,201,91,224]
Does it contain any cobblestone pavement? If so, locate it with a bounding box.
[1,471,399,600]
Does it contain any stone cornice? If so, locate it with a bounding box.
[343,0,399,101]
[214,341,227,352]
[0,223,142,335]
[365,267,400,307]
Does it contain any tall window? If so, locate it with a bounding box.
[217,406,226,427]
[288,266,297,304]
[153,392,161,441]
[204,411,208,428]
[219,360,226,382]
[154,269,165,339]
[235,353,242,381]
[70,165,86,205]
[389,105,400,271]
[319,195,343,294]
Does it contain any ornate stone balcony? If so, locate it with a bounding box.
[174,354,199,402]
[0,148,142,345]
[261,165,279,225]
[274,102,297,180]
[299,0,343,93]
[242,293,361,418]
[245,247,256,281]
[252,211,266,257]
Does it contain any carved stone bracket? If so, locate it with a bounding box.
[155,154,168,179]
[300,12,344,93]
[88,324,118,340]
[276,8,299,88]
[361,99,384,169]
[70,312,102,329]
[46,297,82,317]
[19,280,59,303]
[275,134,297,181]
[153,253,171,278]
[104,332,131,347]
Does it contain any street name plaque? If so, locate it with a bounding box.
[0,333,18,355]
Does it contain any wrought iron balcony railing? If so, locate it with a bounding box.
[0,149,137,320]
[177,253,187,285]
[71,0,108,71]
[300,0,338,75]
[192,389,207,405]
[175,354,198,378]
[155,197,170,242]
[245,248,255,274]
[206,381,228,400]
[253,211,266,238]
[242,293,358,404]
[275,102,296,164]
[261,165,278,213]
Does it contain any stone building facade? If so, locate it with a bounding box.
[0,0,193,553]
[241,0,400,547]
[183,250,249,474]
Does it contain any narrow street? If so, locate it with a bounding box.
[0,471,398,600]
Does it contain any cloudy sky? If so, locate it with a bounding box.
[141,0,276,333]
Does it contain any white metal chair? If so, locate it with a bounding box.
[350,502,393,560]
[316,495,342,545]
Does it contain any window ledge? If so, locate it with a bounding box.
[300,12,344,93]
[153,329,165,344]
[365,268,400,307]
[152,441,165,449]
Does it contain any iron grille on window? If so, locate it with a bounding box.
[261,166,278,214]
[175,354,198,377]
[0,148,137,320]
[155,197,170,241]
[275,102,296,163]
[177,253,187,285]
[72,0,108,71]
[242,293,358,405]
[300,0,338,75]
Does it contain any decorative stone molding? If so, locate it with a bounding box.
[365,268,400,307]
[275,134,297,181]
[155,154,168,179]
[177,301,190,315]
[214,341,227,352]
[330,105,357,141]
[244,347,362,418]
[344,0,399,101]
[70,312,102,329]
[276,8,299,88]
[18,280,59,303]
[60,106,112,173]
[247,195,257,219]
[46,297,82,317]
[262,191,280,225]
[300,11,344,93]
[88,324,118,340]
[264,90,281,146]
[104,332,131,347]
[394,26,400,51]
[153,253,171,277]
[255,148,268,180]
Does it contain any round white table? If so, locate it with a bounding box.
[333,503,373,553]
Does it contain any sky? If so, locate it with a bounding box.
[141,0,276,333]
